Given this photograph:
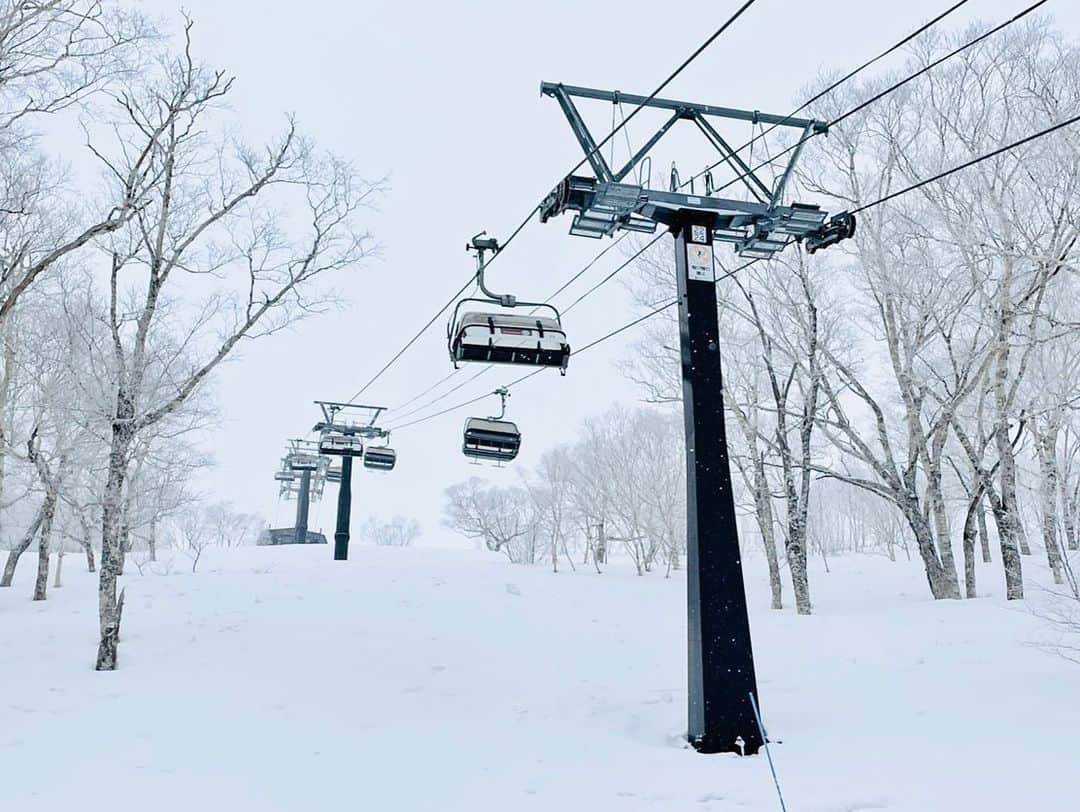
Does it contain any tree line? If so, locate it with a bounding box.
[446,20,1080,629]
[0,3,380,668]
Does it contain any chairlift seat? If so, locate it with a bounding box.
[273,471,296,482]
[326,465,343,483]
[462,417,521,462]
[288,453,320,471]
[451,311,570,371]
[319,434,364,457]
[363,446,397,471]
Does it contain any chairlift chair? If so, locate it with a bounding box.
[318,432,364,457]
[273,470,296,482]
[363,446,397,471]
[462,417,521,463]
[447,231,571,373]
[288,452,320,472]
[449,303,570,372]
[461,387,521,463]
[326,464,343,484]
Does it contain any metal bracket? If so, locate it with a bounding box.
[539,82,851,258]
[467,232,515,307]
[490,387,510,420]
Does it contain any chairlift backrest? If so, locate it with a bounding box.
[462,417,521,462]
[319,433,364,457]
[326,465,343,484]
[288,453,320,471]
[449,299,570,372]
[363,446,397,471]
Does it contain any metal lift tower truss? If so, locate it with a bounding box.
[539,82,849,259]
[539,82,856,757]
[313,400,389,561]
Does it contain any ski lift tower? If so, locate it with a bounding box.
[263,442,329,546]
[313,400,388,561]
[286,440,327,545]
[539,82,854,755]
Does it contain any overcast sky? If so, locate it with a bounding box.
[131,0,1080,541]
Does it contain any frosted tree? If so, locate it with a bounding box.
[361,516,421,547]
[444,478,540,564]
[85,20,381,669]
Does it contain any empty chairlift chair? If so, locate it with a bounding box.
[363,446,396,471]
[449,303,570,373]
[447,232,572,374]
[326,464,343,484]
[288,452,321,472]
[318,433,364,457]
[462,417,521,463]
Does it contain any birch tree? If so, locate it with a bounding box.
[87,22,381,669]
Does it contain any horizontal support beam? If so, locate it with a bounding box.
[540,82,827,134]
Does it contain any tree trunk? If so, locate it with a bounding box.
[1,505,46,587]
[97,410,135,671]
[117,480,135,576]
[754,457,782,610]
[976,498,992,564]
[148,515,158,562]
[1016,520,1032,557]
[928,422,959,586]
[1062,484,1079,552]
[903,501,960,600]
[32,489,57,601]
[1035,425,1065,585]
[54,545,64,588]
[79,518,97,573]
[988,495,1024,600]
[961,487,984,600]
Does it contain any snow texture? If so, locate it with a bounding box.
[1,545,1075,811]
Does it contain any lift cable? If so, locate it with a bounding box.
[378,1,1051,439]
[681,0,973,192]
[539,235,629,306]
[376,0,976,421]
[562,232,667,315]
[345,209,537,404]
[849,109,1080,216]
[698,0,1049,203]
[542,0,978,312]
[389,364,495,424]
[345,1,762,404]
[390,368,460,412]
[387,259,762,433]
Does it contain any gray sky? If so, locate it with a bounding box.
[133,0,1080,539]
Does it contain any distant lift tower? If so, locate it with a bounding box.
[263,441,328,546]
[540,82,854,755]
[313,400,391,561]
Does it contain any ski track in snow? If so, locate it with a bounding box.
[1,545,1076,811]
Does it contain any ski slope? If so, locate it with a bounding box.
[1,544,1076,811]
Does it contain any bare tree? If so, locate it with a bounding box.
[86,21,381,670]
[360,515,420,547]
[444,478,540,564]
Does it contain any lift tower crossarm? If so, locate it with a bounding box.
[312,399,389,562]
[547,84,614,183]
[540,82,828,134]
[539,81,842,257]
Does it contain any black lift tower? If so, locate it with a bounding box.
[540,82,853,754]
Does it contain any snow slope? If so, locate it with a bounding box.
[1,545,1076,811]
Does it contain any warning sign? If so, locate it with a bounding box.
[687,243,713,282]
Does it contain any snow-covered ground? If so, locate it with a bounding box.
[2,544,1076,811]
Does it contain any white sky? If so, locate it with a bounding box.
[130,0,1080,539]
